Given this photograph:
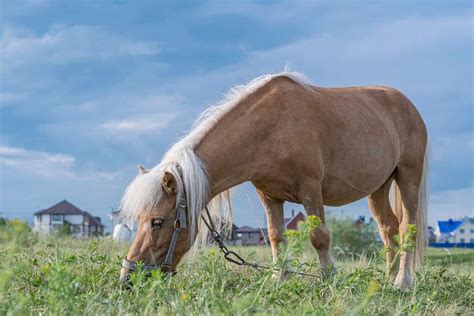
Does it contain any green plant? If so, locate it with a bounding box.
[328,216,380,257]
[0,218,33,245]
[0,224,472,315]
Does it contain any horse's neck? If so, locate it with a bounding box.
[195,84,277,197]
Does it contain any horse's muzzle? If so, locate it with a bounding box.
[119,267,132,289]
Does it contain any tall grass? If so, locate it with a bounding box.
[0,219,473,315]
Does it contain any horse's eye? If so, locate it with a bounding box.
[151,218,164,229]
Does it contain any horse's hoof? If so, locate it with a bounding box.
[322,266,337,277]
[393,273,413,290]
[272,270,291,281]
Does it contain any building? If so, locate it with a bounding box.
[34,200,104,237]
[234,210,306,246]
[434,217,474,247]
[235,226,267,245]
[428,226,437,244]
[354,216,367,230]
[285,210,306,230]
[354,216,377,230]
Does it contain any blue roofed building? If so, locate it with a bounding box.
[434,217,474,247]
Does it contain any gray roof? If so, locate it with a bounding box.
[235,226,267,234]
[34,200,104,227]
[35,200,84,215]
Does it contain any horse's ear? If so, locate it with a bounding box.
[138,165,148,175]
[162,171,177,194]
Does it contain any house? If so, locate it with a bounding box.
[285,210,306,230]
[235,226,268,245]
[354,215,367,230]
[233,210,306,246]
[34,200,104,237]
[222,223,240,241]
[433,217,474,247]
[428,226,437,244]
[352,215,382,243]
[354,216,377,230]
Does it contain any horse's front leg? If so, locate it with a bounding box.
[301,189,336,274]
[255,188,289,279]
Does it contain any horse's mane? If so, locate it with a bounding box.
[119,70,309,248]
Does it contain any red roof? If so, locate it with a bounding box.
[285,211,306,228]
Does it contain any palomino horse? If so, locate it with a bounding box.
[119,71,428,289]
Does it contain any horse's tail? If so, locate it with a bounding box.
[391,142,430,270]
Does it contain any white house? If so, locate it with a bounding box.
[436,217,474,244]
[34,200,104,237]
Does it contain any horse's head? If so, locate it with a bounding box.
[119,166,191,285]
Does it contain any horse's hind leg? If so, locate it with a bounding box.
[368,176,399,281]
[393,160,425,289]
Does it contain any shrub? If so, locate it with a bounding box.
[0,218,32,245]
[328,216,380,257]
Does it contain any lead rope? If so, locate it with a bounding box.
[242,186,269,245]
[201,206,319,278]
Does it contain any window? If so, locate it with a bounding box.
[470,229,474,234]
[460,238,465,243]
[471,239,474,243]
[52,214,62,222]
[459,229,465,233]
[71,225,80,233]
[90,225,96,232]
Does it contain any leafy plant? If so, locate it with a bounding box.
[0,218,33,245]
[327,216,380,257]
[0,222,472,315]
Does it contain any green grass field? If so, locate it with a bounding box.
[1,228,473,315]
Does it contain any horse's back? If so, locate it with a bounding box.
[271,79,427,204]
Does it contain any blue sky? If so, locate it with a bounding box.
[0,0,472,231]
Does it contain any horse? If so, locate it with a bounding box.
[118,71,428,289]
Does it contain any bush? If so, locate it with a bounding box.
[0,218,33,245]
[53,223,73,237]
[328,216,380,257]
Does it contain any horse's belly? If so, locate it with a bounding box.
[322,183,371,206]
[319,131,399,206]
[321,171,392,206]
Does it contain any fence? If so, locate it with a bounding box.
[429,242,474,249]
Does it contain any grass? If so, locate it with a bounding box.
[0,231,473,315]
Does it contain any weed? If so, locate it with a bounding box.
[0,220,472,315]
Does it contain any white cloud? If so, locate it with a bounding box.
[0,145,128,223]
[0,145,117,180]
[100,113,176,134]
[0,145,75,177]
[0,24,160,68]
[212,14,470,93]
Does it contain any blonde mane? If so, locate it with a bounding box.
[119,70,309,247]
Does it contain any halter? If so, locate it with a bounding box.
[122,166,320,279]
[122,165,187,273]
